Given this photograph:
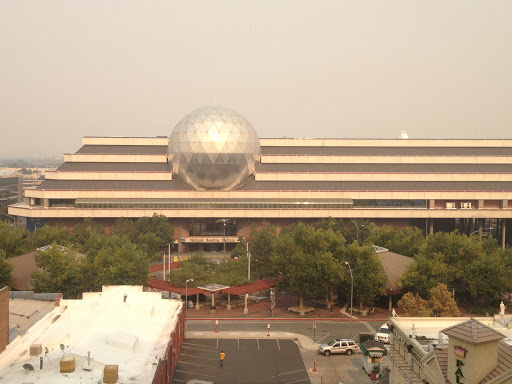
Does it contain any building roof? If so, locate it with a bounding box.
[10,251,37,290]
[0,285,182,384]
[261,146,512,156]
[375,249,413,293]
[36,179,512,192]
[433,347,449,383]
[57,162,170,172]
[256,162,512,173]
[442,318,506,344]
[76,145,168,155]
[481,340,512,383]
[8,295,57,343]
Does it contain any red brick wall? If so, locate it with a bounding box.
[0,286,9,353]
[152,305,185,384]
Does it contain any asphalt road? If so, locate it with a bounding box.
[188,319,383,343]
[173,338,310,384]
[179,319,387,384]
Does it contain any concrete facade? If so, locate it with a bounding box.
[9,136,512,249]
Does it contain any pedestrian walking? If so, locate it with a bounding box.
[219,350,225,367]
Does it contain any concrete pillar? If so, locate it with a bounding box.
[429,219,434,235]
[502,220,506,250]
[478,200,484,209]
[227,293,231,310]
[429,199,435,209]
[503,200,509,209]
[195,293,200,310]
[43,199,50,208]
[388,293,392,312]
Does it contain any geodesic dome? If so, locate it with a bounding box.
[168,106,260,190]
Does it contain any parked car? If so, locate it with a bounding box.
[318,338,358,356]
[374,323,390,343]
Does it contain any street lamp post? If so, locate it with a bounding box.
[185,278,193,339]
[246,242,251,281]
[345,261,354,338]
[351,221,359,243]
[223,221,226,254]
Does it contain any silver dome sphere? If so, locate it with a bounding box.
[169,106,260,190]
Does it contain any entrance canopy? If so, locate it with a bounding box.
[146,278,278,296]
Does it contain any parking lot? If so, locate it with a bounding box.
[173,338,310,384]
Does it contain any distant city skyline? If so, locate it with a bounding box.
[1,1,511,157]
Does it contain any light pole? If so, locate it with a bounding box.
[223,221,226,254]
[185,278,193,339]
[246,241,251,281]
[351,221,359,243]
[345,261,354,338]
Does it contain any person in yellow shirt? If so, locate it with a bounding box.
[219,351,225,367]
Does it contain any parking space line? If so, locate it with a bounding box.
[183,342,217,350]
[278,369,307,377]
[181,346,218,354]
[179,353,218,361]
[175,370,216,379]
[316,334,330,344]
[178,360,217,369]
[276,339,280,350]
[283,378,309,384]
[257,339,260,350]
[238,338,240,350]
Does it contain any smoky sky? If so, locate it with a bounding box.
[1,1,511,157]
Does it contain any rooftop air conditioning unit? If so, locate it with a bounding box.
[460,202,472,209]
[446,202,456,209]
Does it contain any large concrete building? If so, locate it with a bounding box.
[8,106,512,251]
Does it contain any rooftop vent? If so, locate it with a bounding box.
[399,131,409,139]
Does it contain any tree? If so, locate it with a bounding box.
[313,218,371,245]
[248,225,277,279]
[369,226,424,257]
[397,292,432,317]
[131,215,174,259]
[429,283,460,317]
[0,221,30,257]
[271,223,345,309]
[71,218,105,250]
[230,237,248,260]
[343,243,387,308]
[111,218,137,242]
[94,236,150,287]
[0,250,13,288]
[400,254,452,298]
[32,225,71,248]
[400,231,488,298]
[465,251,510,303]
[31,244,85,298]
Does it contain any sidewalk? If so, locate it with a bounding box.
[186,293,390,322]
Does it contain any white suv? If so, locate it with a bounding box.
[318,338,358,356]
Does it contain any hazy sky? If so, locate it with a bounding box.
[1,1,511,157]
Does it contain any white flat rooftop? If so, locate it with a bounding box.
[0,285,182,384]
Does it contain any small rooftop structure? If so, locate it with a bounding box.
[443,317,506,344]
[0,285,183,383]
